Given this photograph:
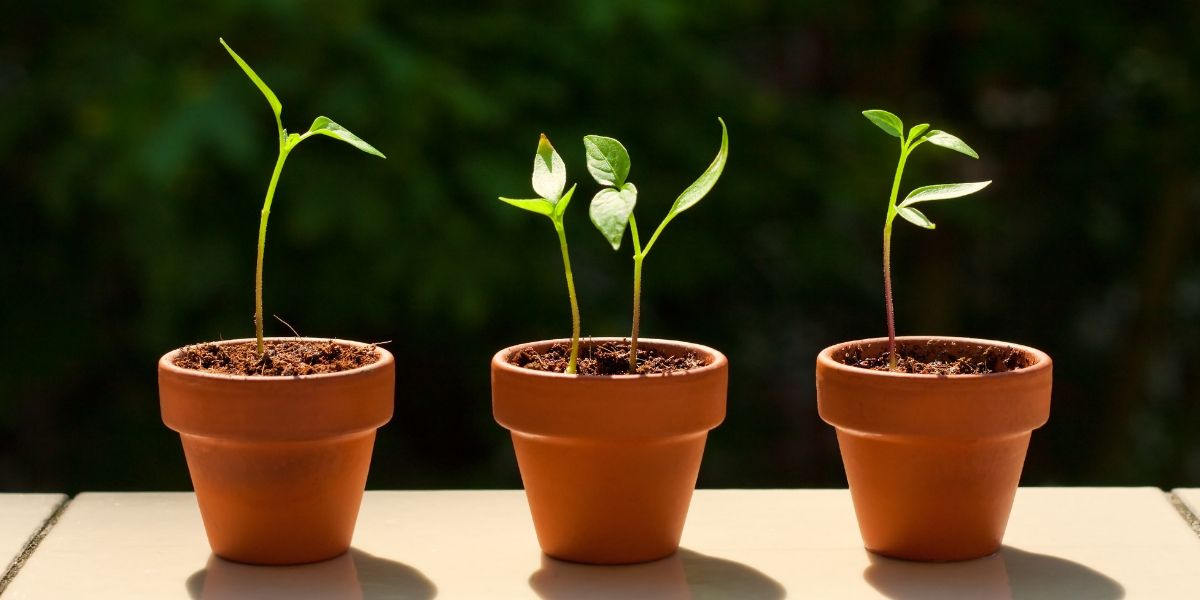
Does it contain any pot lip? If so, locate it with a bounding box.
[492,337,727,380]
[817,335,1051,381]
[158,337,394,382]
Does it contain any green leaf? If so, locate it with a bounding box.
[553,184,577,219]
[306,117,385,158]
[906,123,930,144]
[664,117,728,221]
[589,183,638,250]
[219,38,282,119]
[899,181,992,207]
[920,130,979,158]
[583,135,631,187]
[499,197,554,216]
[532,134,566,201]
[862,109,903,138]
[896,206,936,229]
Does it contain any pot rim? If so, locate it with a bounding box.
[492,337,727,380]
[158,337,394,382]
[817,335,1051,381]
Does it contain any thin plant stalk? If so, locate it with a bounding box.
[254,148,291,356]
[882,143,910,370]
[554,220,581,374]
[628,214,644,372]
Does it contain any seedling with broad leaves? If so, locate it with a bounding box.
[585,118,729,372]
[498,135,582,373]
[219,38,386,357]
[862,108,991,370]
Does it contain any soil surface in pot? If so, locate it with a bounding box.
[510,341,706,375]
[838,339,1032,375]
[173,340,379,376]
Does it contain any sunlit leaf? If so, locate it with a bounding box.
[899,181,991,207]
[307,116,385,158]
[862,109,903,138]
[589,183,637,250]
[219,38,281,119]
[897,205,936,229]
[532,134,566,201]
[499,197,554,216]
[583,135,630,187]
[920,130,979,158]
[664,117,728,220]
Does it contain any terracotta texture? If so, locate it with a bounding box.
[817,336,1052,562]
[159,338,394,565]
[492,338,727,565]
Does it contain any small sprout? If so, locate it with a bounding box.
[219,38,385,357]
[499,135,582,374]
[862,108,991,370]
[584,118,729,372]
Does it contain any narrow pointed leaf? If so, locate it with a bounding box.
[862,109,903,138]
[920,130,979,158]
[589,183,638,250]
[906,123,930,144]
[219,38,281,119]
[900,181,991,207]
[553,184,577,219]
[532,134,566,201]
[307,117,385,158]
[664,117,728,221]
[499,197,554,216]
[583,135,630,187]
[896,206,936,229]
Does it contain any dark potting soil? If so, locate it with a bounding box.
[510,341,706,375]
[838,339,1032,375]
[173,340,379,376]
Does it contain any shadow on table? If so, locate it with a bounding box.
[529,547,786,600]
[186,547,437,600]
[864,545,1125,600]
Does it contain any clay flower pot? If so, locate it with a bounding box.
[817,336,1052,562]
[159,337,394,565]
[492,338,727,565]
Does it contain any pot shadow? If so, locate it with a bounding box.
[529,547,786,600]
[186,548,437,600]
[864,545,1125,600]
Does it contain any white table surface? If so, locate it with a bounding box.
[0,494,65,589]
[3,488,1199,598]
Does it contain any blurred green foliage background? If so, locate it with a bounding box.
[2,1,1198,493]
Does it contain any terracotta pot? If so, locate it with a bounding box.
[817,336,1052,562]
[492,338,727,565]
[159,337,394,565]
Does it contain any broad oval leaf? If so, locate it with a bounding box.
[862,109,903,138]
[896,205,936,229]
[220,38,282,119]
[906,123,930,144]
[583,135,630,187]
[307,117,386,158]
[553,184,577,219]
[920,130,979,158]
[664,117,728,221]
[900,181,991,207]
[532,134,566,201]
[499,196,554,217]
[589,183,638,250]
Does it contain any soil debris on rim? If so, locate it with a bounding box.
[510,341,707,375]
[173,340,380,376]
[839,339,1032,375]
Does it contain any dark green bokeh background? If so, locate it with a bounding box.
[2,2,1198,493]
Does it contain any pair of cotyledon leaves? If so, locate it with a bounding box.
[220,38,385,159]
[862,109,990,230]
[501,118,729,251]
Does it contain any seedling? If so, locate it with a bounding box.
[585,118,729,372]
[862,109,990,370]
[499,135,582,374]
[220,38,385,357]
